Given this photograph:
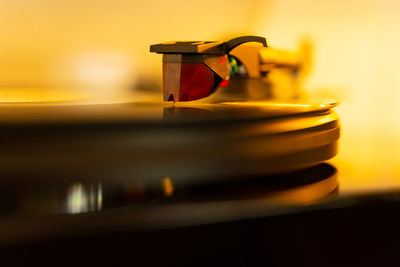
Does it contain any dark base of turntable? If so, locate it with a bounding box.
[3,189,400,266]
[0,163,399,266]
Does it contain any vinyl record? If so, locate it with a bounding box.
[0,100,340,189]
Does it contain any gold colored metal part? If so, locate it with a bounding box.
[259,48,300,68]
[204,55,231,79]
[229,43,303,77]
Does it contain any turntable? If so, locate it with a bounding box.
[0,36,346,265]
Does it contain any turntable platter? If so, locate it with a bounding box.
[0,100,340,189]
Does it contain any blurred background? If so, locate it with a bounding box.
[0,0,399,191]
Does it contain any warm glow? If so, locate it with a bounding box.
[163,177,174,197]
[0,88,88,103]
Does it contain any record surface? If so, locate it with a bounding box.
[0,100,340,189]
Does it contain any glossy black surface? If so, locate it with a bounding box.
[0,102,339,188]
[0,164,336,244]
